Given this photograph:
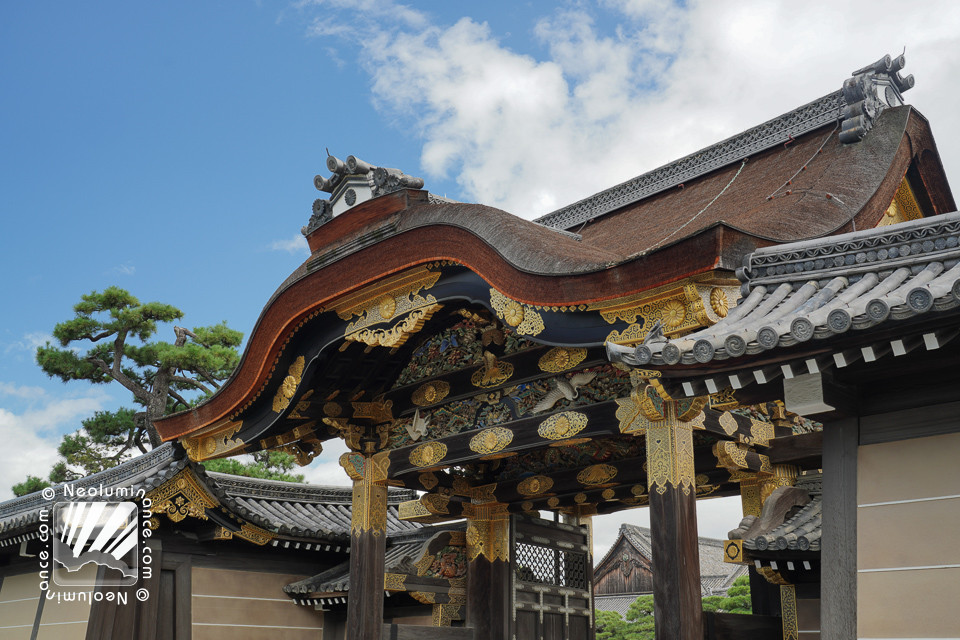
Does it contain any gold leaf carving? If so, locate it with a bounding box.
[710,288,729,318]
[347,304,443,349]
[646,414,695,495]
[517,475,554,496]
[537,411,588,440]
[272,356,305,413]
[412,381,451,406]
[146,470,217,523]
[410,442,448,468]
[470,359,514,388]
[384,573,407,591]
[419,472,439,490]
[719,412,739,436]
[182,420,244,462]
[662,299,687,328]
[577,464,617,486]
[489,289,544,336]
[469,427,514,454]
[538,347,587,373]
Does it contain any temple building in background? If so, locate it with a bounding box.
[2,53,957,640]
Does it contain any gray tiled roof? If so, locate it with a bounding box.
[594,594,645,618]
[0,443,419,545]
[732,473,823,554]
[608,210,960,396]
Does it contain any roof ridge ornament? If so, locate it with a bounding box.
[302,153,425,235]
[839,53,914,143]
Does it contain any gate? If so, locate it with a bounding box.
[511,515,594,640]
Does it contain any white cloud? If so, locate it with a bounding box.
[300,437,351,486]
[306,0,960,219]
[268,234,310,255]
[110,263,136,277]
[4,331,53,355]
[0,387,113,501]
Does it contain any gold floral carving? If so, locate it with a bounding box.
[323,402,342,417]
[411,591,437,604]
[350,471,388,538]
[710,288,729,318]
[677,397,707,422]
[489,289,545,336]
[574,492,588,504]
[760,464,799,504]
[759,566,790,585]
[412,381,451,406]
[601,489,616,500]
[336,266,441,325]
[517,475,554,496]
[577,464,617,486]
[780,585,799,640]
[469,427,514,454]
[147,517,160,530]
[182,419,245,462]
[463,502,510,562]
[662,299,687,328]
[346,304,444,349]
[538,347,587,373]
[235,523,275,546]
[719,412,740,436]
[537,411,588,440]
[709,387,739,411]
[547,497,560,508]
[410,442,448,468]
[521,501,534,512]
[398,498,432,520]
[748,418,775,446]
[272,356,305,413]
[646,408,695,495]
[452,476,472,496]
[739,477,763,517]
[352,399,394,423]
[384,573,407,591]
[419,472,439,490]
[714,441,750,471]
[146,470,218,523]
[470,484,498,504]
[433,603,462,627]
[616,391,650,435]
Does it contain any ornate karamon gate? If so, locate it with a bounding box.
[154,53,957,640]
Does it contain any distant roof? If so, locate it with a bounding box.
[595,523,746,597]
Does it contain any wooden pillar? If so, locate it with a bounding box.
[646,402,702,640]
[821,418,858,639]
[464,502,511,640]
[341,452,389,640]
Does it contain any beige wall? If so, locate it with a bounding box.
[35,565,95,640]
[192,566,324,640]
[0,572,40,640]
[857,431,960,639]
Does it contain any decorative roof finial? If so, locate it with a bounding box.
[302,155,425,236]
[839,53,914,143]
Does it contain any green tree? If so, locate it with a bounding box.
[12,287,304,496]
[36,287,242,448]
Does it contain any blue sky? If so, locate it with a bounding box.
[2,0,959,555]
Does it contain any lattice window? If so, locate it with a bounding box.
[515,542,587,590]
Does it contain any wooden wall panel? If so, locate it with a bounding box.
[191,567,323,640]
[36,567,97,639]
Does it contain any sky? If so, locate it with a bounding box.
[2,0,959,559]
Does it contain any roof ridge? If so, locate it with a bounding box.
[535,54,913,232]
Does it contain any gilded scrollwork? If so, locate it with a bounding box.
[646,415,695,495]
[410,442,448,468]
[489,289,545,337]
[346,304,444,349]
[537,411,588,440]
[384,573,407,591]
[182,419,245,462]
[517,475,554,496]
[780,585,799,640]
[146,470,218,523]
[577,464,617,486]
[412,381,451,406]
